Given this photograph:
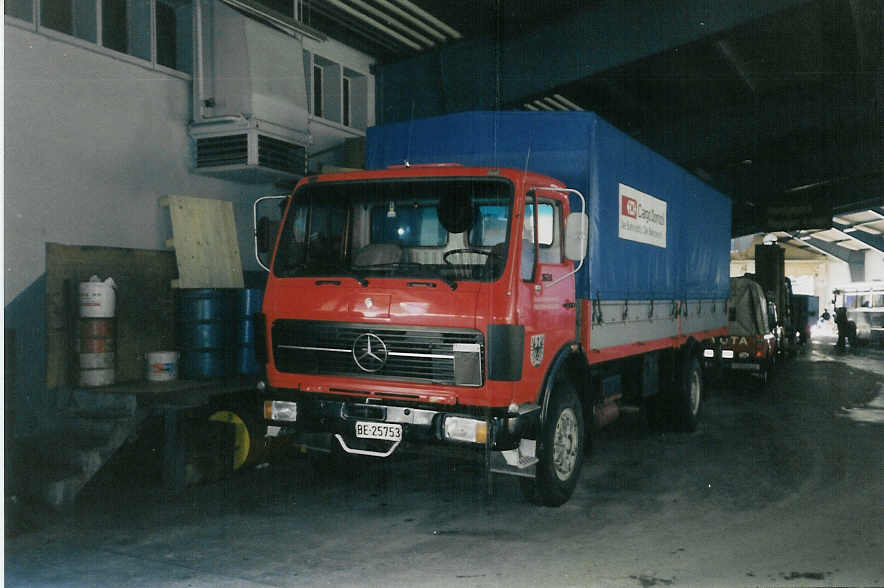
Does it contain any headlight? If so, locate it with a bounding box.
[722,350,734,359]
[703,349,714,358]
[443,416,487,444]
[264,400,297,422]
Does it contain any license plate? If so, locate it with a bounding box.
[355,421,402,441]
[729,362,760,371]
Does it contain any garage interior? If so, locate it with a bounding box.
[4,0,883,586]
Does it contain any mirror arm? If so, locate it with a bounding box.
[253,194,289,272]
[543,187,587,289]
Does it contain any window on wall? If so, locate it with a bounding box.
[5,0,35,22]
[156,0,193,73]
[312,64,324,118]
[342,76,351,127]
[10,0,192,74]
[40,0,97,42]
[102,0,151,60]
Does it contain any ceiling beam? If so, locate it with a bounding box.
[374,0,811,124]
[831,223,884,254]
[788,233,866,264]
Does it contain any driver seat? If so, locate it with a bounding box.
[353,244,402,266]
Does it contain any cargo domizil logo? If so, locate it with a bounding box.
[621,195,637,218]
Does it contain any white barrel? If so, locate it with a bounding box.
[79,352,115,369]
[147,351,179,382]
[79,368,115,387]
[79,277,117,318]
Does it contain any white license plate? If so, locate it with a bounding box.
[729,363,760,371]
[355,421,402,441]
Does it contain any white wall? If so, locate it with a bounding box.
[4,24,275,305]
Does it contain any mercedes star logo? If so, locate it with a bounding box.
[352,333,388,372]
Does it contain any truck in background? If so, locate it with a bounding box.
[254,111,731,505]
[705,276,778,385]
[791,294,819,344]
[754,243,795,357]
[832,283,884,345]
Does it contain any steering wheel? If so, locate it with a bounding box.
[442,248,497,265]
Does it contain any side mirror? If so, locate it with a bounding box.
[256,217,276,254]
[564,212,589,262]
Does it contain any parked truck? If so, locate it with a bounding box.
[705,276,779,385]
[791,294,819,344]
[832,283,884,345]
[255,112,731,505]
[754,243,794,356]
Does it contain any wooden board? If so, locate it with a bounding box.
[162,195,244,289]
[46,243,178,390]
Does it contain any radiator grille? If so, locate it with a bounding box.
[258,134,306,174]
[272,320,483,386]
[195,134,248,167]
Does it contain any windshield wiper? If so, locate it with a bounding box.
[279,261,368,286]
[353,262,458,290]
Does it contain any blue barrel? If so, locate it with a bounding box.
[176,289,233,379]
[234,288,264,375]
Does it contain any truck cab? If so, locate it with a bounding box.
[256,164,589,504]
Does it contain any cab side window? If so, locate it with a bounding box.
[521,200,562,281]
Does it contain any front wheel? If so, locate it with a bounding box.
[520,381,584,506]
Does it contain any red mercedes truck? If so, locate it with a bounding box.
[254,112,731,505]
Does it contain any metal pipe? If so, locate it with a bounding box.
[389,0,461,39]
[347,0,435,47]
[194,0,205,120]
[552,94,584,111]
[323,0,422,50]
[373,0,446,42]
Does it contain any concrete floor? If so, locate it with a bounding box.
[6,341,883,587]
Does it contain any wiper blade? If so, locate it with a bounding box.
[353,262,457,290]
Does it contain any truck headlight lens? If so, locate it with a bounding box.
[703,349,714,358]
[722,350,734,359]
[443,416,487,444]
[264,400,297,422]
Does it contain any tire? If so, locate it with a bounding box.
[520,381,584,506]
[671,354,703,432]
[756,363,769,388]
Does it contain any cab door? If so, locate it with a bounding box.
[515,190,577,403]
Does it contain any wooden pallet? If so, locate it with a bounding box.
[160,195,244,289]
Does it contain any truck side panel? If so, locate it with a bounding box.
[367,111,731,360]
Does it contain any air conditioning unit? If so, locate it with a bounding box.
[189,117,310,184]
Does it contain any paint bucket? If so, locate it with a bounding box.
[79,368,115,387]
[146,351,179,382]
[79,352,115,369]
[79,276,117,318]
[78,318,115,353]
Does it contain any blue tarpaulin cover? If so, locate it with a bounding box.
[366,111,731,301]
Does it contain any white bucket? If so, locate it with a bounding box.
[79,276,117,318]
[79,352,115,369]
[147,351,179,382]
[80,368,115,387]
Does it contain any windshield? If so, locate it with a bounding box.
[273,178,513,284]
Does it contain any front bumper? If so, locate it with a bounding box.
[263,391,538,457]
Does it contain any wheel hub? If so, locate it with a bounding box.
[552,407,579,481]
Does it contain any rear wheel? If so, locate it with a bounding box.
[520,381,584,506]
[671,354,703,432]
